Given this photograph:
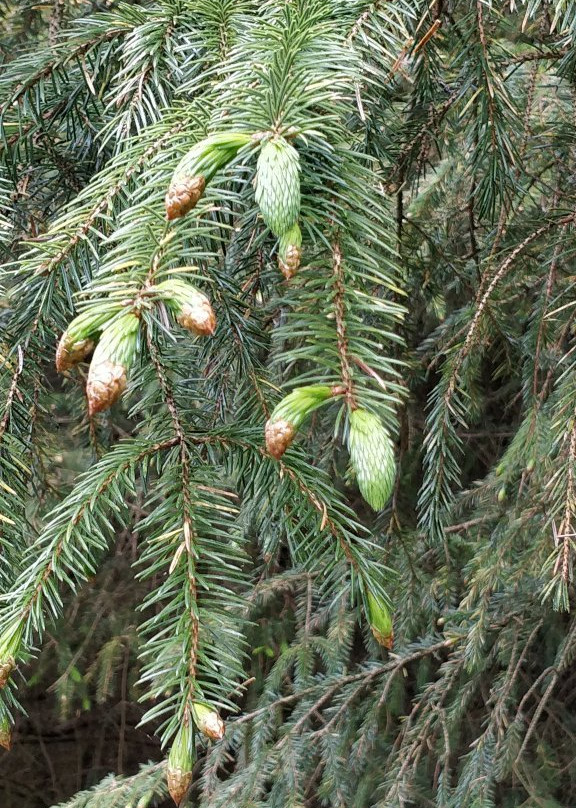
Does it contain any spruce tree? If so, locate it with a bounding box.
[1,1,576,807]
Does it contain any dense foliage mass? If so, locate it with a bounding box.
[2,1,576,806]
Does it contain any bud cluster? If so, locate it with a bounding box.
[86,311,140,416]
[55,303,124,373]
[165,130,304,278]
[56,279,217,416]
[254,136,303,278]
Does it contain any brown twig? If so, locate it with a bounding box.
[233,638,456,731]
[454,216,573,384]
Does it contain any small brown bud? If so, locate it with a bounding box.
[278,244,301,279]
[0,660,14,690]
[176,298,216,336]
[165,176,206,220]
[371,624,394,650]
[56,337,95,373]
[366,592,394,650]
[167,718,195,806]
[191,702,225,741]
[86,361,127,416]
[265,418,295,459]
[167,767,193,806]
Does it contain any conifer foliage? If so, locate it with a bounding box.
[2,1,576,807]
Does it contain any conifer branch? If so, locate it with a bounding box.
[460,216,573,366]
[2,26,126,112]
[145,330,199,691]
[532,234,563,398]
[35,122,184,279]
[332,241,356,411]
[0,438,177,656]
[2,2,576,804]
[515,616,576,764]
[0,346,22,441]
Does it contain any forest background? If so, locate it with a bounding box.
[1,1,576,807]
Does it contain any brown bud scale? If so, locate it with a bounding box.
[278,244,301,280]
[176,299,216,336]
[371,625,394,650]
[0,660,14,689]
[0,727,12,751]
[87,361,127,416]
[165,176,206,220]
[167,766,193,806]
[197,712,225,740]
[265,418,295,459]
[56,337,95,373]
